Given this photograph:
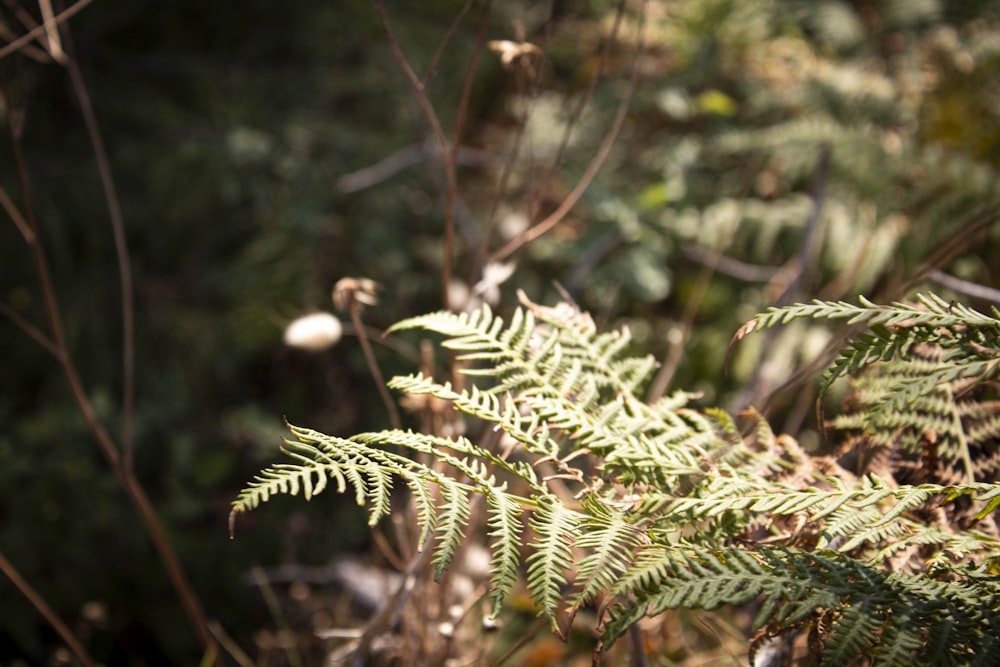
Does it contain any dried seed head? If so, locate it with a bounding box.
[488,40,542,69]
[333,277,380,312]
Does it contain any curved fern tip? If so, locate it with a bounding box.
[228,507,241,540]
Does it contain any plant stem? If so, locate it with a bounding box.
[489,0,647,262]
[64,54,136,472]
[0,549,98,667]
[2,80,220,664]
[349,302,402,430]
[373,0,459,311]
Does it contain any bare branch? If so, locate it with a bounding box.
[336,139,496,194]
[421,0,473,86]
[928,269,1000,304]
[0,0,93,60]
[489,0,648,262]
[2,74,220,665]
[36,0,65,62]
[475,0,557,277]
[64,53,136,470]
[533,0,630,216]
[373,0,459,311]
[0,550,97,667]
[0,183,34,243]
[0,299,59,356]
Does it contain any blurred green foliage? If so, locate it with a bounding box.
[2,0,1000,664]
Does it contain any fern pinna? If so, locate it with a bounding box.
[233,292,1000,664]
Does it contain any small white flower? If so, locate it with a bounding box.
[488,40,541,69]
[283,312,343,351]
[473,261,516,306]
[447,279,472,311]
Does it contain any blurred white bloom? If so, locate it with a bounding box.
[488,40,541,69]
[283,312,342,351]
[499,211,530,240]
[437,621,455,639]
[447,279,472,312]
[473,262,516,306]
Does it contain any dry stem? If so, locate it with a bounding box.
[0,55,219,665]
[0,549,97,667]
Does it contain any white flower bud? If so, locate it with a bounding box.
[473,261,516,306]
[283,312,342,351]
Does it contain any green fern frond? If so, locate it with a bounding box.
[432,478,471,580]
[485,488,524,616]
[407,471,439,550]
[389,373,556,458]
[747,292,1000,334]
[874,521,1000,565]
[821,597,882,665]
[236,296,1000,664]
[393,300,657,403]
[639,474,1000,561]
[612,546,1000,662]
[568,497,647,613]
[526,495,581,631]
[233,430,388,517]
[608,547,778,644]
[390,303,506,346]
[743,294,1000,397]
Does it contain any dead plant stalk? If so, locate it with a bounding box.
[0,28,219,662]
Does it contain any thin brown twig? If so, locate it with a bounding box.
[335,278,402,429]
[0,21,50,62]
[927,269,1000,303]
[250,567,305,667]
[474,0,557,277]
[2,79,220,664]
[0,0,92,60]
[348,302,402,430]
[4,83,70,370]
[448,0,491,291]
[489,0,647,262]
[373,0,459,311]
[0,182,35,242]
[37,0,65,62]
[647,155,766,401]
[491,616,548,667]
[450,0,490,167]
[0,549,97,667]
[420,0,473,86]
[61,41,136,472]
[207,621,256,667]
[532,0,629,218]
[336,139,497,194]
[0,299,59,356]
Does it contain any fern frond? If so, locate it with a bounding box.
[237,296,1000,664]
[406,472,439,550]
[821,598,882,665]
[485,488,524,616]
[233,430,384,515]
[741,293,1000,396]
[389,373,557,458]
[432,478,471,580]
[526,495,581,631]
[608,546,778,644]
[749,293,1000,332]
[390,304,506,347]
[611,546,1000,661]
[568,497,647,614]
